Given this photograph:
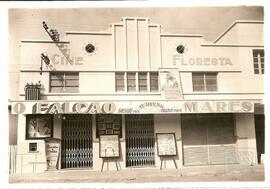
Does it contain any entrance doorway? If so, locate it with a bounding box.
[126,114,155,167]
[255,114,265,163]
[182,114,237,165]
[61,115,93,169]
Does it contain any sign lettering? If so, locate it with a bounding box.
[11,100,255,114]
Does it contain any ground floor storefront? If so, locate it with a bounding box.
[14,111,262,174]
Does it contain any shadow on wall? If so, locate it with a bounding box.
[9,107,18,145]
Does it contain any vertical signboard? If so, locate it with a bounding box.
[45,138,61,171]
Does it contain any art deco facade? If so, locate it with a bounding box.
[10,17,264,174]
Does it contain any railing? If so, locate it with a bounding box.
[24,83,41,100]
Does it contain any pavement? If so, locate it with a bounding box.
[9,164,265,183]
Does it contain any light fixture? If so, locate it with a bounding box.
[42,21,60,42]
[40,53,50,75]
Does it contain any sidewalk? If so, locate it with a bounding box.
[9,164,264,183]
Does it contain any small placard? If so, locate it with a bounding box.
[156,133,177,156]
[99,135,120,158]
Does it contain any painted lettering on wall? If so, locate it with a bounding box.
[51,54,83,65]
[184,101,253,113]
[31,102,116,114]
[173,56,233,66]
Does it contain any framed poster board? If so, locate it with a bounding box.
[99,135,120,158]
[26,115,53,140]
[156,133,177,156]
[96,115,122,138]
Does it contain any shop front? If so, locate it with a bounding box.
[11,99,260,173]
[182,113,236,166]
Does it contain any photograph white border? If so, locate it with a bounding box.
[1,0,269,188]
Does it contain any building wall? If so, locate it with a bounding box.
[215,22,264,45]
[154,114,182,168]
[14,18,263,174]
[235,113,258,165]
[9,113,18,145]
[18,21,264,101]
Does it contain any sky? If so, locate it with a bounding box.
[8,6,264,99]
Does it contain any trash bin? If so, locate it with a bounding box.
[45,138,61,171]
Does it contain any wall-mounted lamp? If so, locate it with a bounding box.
[40,53,50,75]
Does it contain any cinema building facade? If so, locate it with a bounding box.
[10,17,264,174]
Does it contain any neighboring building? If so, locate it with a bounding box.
[10,17,264,174]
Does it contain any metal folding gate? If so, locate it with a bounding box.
[61,115,93,169]
[126,114,155,167]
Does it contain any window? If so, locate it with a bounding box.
[115,72,125,92]
[150,72,159,92]
[115,72,159,93]
[127,72,136,92]
[176,45,185,54]
[50,72,79,93]
[138,72,147,92]
[253,49,264,74]
[85,44,95,53]
[29,143,37,152]
[192,72,217,92]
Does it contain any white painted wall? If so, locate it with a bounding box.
[18,18,264,101]
[154,114,182,168]
[149,26,162,69]
[235,113,258,165]
[216,22,264,45]
[114,25,126,70]
[79,72,115,94]
[138,19,150,70]
[67,34,114,70]
[15,115,61,174]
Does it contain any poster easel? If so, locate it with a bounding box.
[160,155,178,169]
[101,149,120,171]
[99,135,121,172]
[156,133,178,170]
